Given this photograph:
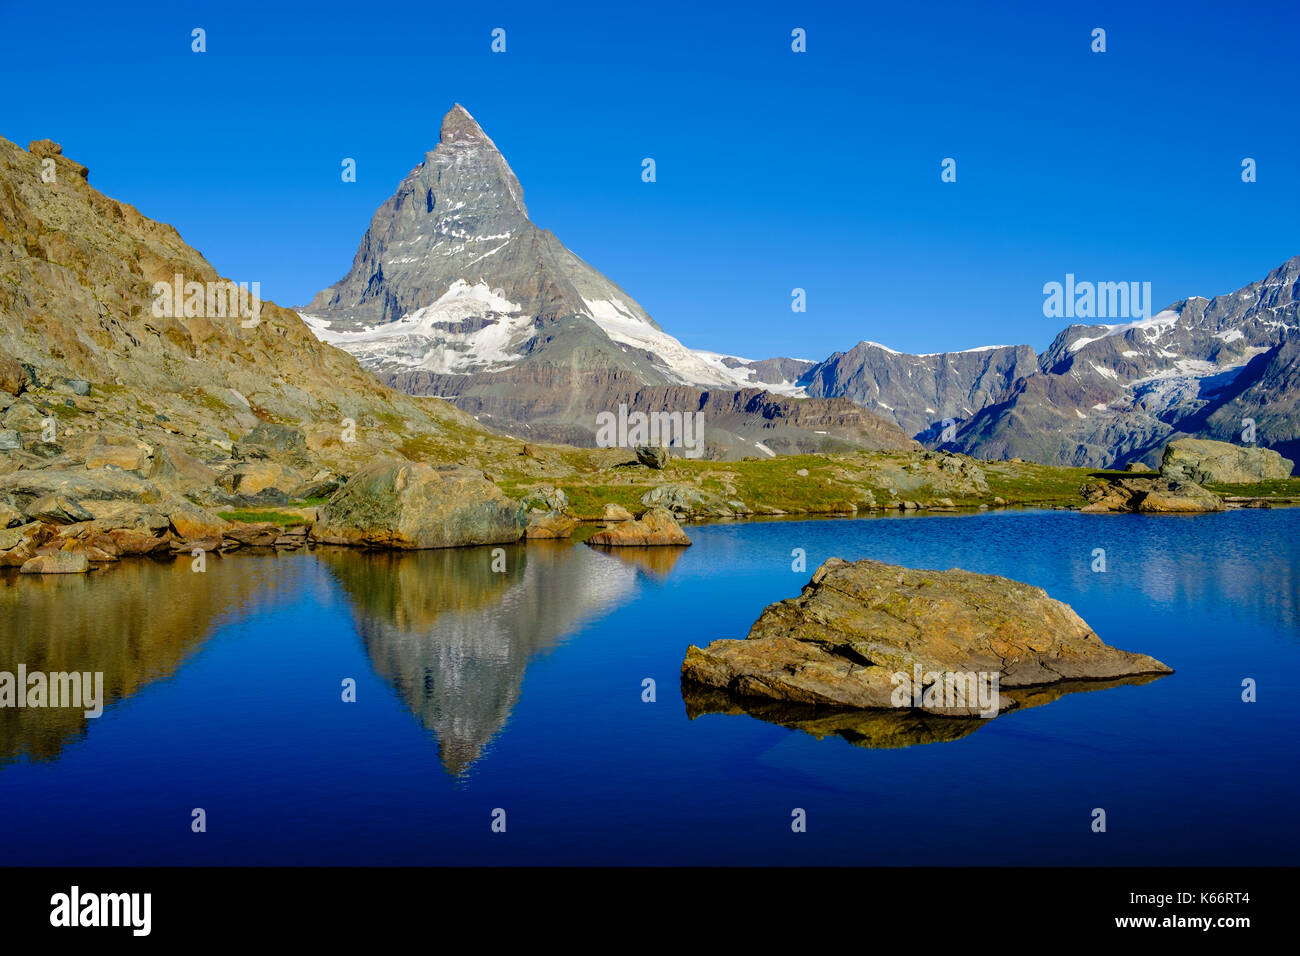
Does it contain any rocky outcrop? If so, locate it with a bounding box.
[682,557,1170,718]
[602,503,634,522]
[524,510,576,539]
[586,506,691,547]
[519,486,569,513]
[640,484,746,518]
[0,351,28,396]
[635,444,668,469]
[311,460,526,549]
[19,552,88,574]
[1160,438,1294,484]
[801,342,1037,439]
[1080,474,1224,513]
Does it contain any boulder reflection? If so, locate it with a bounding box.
[682,673,1169,749]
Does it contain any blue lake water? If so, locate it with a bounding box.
[1,508,1297,865]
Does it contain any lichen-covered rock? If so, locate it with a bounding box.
[0,501,23,528]
[19,552,89,574]
[1160,437,1294,484]
[586,506,691,547]
[635,445,669,469]
[524,510,576,539]
[682,558,1170,717]
[601,503,634,522]
[520,485,569,513]
[1080,474,1223,513]
[311,460,526,549]
[23,494,94,524]
[166,501,231,541]
[0,351,28,396]
[639,484,735,517]
[83,438,152,473]
[217,461,292,496]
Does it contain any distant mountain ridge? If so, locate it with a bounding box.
[941,256,1299,468]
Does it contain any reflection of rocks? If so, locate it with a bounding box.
[682,674,1168,749]
[588,544,685,578]
[321,542,638,776]
[0,554,291,766]
[682,558,1171,717]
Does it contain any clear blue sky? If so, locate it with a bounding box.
[3,0,1297,360]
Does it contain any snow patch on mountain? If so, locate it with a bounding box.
[303,280,529,374]
[691,350,809,396]
[578,297,740,388]
[1068,309,1183,353]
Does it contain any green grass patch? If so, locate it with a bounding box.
[981,463,1121,505]
[557,484,653,519]
[1204,478,1300,499]
[217,510,305,526]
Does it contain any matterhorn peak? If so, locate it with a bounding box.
[440,103,495,149]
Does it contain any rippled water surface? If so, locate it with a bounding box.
[1,509,1297,864]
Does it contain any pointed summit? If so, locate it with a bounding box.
[301,108,918,460]
[440,103,495,148]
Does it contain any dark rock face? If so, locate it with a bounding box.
[682,557,1171,719]
[1200,333,1300,467]
[635,445,668,469]
[801,343,1036,439]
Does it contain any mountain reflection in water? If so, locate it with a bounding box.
[318,541,647,775]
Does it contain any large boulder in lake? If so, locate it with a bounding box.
[682,558,1170,717]
[1160,438,1295,484]
[311,460,525,549]
[587,506,691,547]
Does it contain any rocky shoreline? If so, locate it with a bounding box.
[1,432,1296,573]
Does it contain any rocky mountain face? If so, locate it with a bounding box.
[787,258,1298,471]
[0,133,550,543]
[941,256,1300,468]
[303,105,916,459]
[799,342,1037,438]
